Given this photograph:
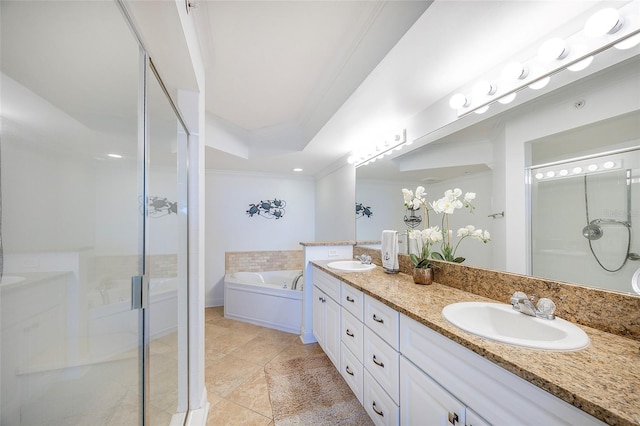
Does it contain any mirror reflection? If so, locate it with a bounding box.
[356,50,640,295]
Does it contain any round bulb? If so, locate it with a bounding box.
[474,105,490,114]
[472,80,496,96]
[347,156,356,164]
[559,169,569,176]
[568,56,593,72]
[502,62,529,80]
[584,8,623,38]
[615,33,640,50]
[573,167,583,174]
[449,93,469,109]
[588,164,598,171]
[535,173,544,180]
[498,93,517,104]
[529,76,550,90]
[538,37,569,61]
[603,161,615,169]
[546,171,556,178]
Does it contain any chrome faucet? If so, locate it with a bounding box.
[355,255,372,264]
[510,292,556,320]
[291,272,304,290]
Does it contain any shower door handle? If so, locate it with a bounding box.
[131,275,148,310]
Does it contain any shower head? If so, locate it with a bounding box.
[582,223,603,240]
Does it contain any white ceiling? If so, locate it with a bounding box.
[197,0,615,176]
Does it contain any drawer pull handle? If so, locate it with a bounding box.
[372,314,384,323]
[372,354,384,368]
[346,329,354,337]
[372,401,384,417]
[447,412,459,425]
[346,296,355,303]
[345,365,354,376]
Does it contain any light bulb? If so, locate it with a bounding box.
[546,171,556,178]
[498,93,517,104]
[472,80,497,96]
[573,166,583,174]
[568,56,593,72]
[449,93,470,109]
[585,8,623,38]
[559,169,569,176]
[474,105,490,114]
[502,62,529,80]
[615,33,640,50]
[535,173,544,180]
[538,37,569,61]
[603,161,615,169]
[588,164,598,171]
[529,77,550,90]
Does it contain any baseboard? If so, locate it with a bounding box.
[205,296,224,308]
[300,331,317,344]
[184,387,210,426]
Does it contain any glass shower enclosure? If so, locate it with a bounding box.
[1,1,188,424]
[530,149,640,294]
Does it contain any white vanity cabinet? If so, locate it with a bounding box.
[312,268,341,369]
[340,281,365,403]
[400,314,605,426]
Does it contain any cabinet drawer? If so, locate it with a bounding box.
[341,343,363,404]
[341,308,364,362]
[341,282,364,320]
[364,369,399,426]
[364,327,399,405]
[313,267,340,302]
[364,295,399,349]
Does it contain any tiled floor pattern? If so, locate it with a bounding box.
[205,307,325,425]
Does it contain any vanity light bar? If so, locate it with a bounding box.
[533,158,622,181]
[449,0,640,117]
[349,129,409,168]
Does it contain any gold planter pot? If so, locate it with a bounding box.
[412,267,433,285]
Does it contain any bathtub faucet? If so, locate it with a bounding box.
[291,272,304,290]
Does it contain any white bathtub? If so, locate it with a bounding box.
[88,277,178,360]
[224,270,303,334]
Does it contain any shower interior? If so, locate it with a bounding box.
[530,149,640,294]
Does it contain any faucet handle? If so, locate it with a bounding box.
[510,291,527,306]
[536,298,556,317]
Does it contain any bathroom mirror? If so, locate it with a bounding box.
[356,51,640,295]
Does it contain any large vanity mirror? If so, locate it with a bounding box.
[356,47,640,296]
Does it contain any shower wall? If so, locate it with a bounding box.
[531,151,640,293]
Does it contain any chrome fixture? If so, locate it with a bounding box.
[291,272,304,290]
[355,255,372,265]
[510,292,556,320]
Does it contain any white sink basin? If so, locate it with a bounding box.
[442,302,589,351]
[327,260,376,272]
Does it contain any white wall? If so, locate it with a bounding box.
[315,164,356,241]
[204,170,315,306]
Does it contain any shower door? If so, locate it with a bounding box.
[1,1,188,424]
[145,61,189,423]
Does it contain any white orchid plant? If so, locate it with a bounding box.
[403,186,491,267]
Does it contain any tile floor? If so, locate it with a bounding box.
[205,307,325,425]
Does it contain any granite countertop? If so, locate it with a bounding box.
[312,260,640,426]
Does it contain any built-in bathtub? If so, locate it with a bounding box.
[224,270,303,334]
[88,277,178,360]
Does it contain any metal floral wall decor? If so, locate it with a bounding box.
[246,199,286,219]
[356,202,373,218]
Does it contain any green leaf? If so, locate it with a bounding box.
[453,257,466,263]
[409,253,420,267]
[431,252,444,260]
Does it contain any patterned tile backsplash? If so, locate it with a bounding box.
[225,250,304,274]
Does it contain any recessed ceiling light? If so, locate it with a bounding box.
[107,153,123,158]
[293,168,303,172]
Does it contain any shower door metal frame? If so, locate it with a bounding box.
[117,0,191,424]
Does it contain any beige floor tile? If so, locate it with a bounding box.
[206,399,271,426]
[268,341,324,364]
[258,327,300,344]
[229,335,291,366]
[206,353,263,398]
[205,325,258,355]
[206,306,224,322]
[225,369,273,418]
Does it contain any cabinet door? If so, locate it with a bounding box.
[312,285,324,346]
[465,408,490,426]
[324,295,341,369]
[400,357,465,426]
